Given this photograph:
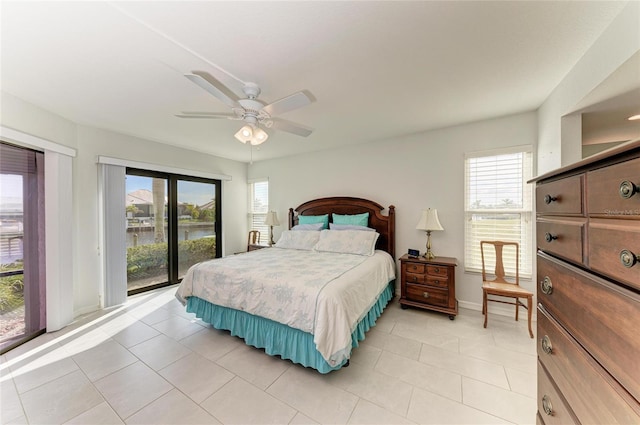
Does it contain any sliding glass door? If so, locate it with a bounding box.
[126,169,220,294]
[0,142,45,353]
[177,180,217,278]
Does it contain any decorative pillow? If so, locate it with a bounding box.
[314,229,379,256]
[332,212,369,227]
[329,223,375,232]
[291,223,324,231]
[275,230,321,250]
[298,214,329,229]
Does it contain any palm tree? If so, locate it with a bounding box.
[152,178,165,243]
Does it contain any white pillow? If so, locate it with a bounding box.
[314,229,380,256]
[275,230,321,250]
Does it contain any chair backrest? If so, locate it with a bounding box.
[480,241,519,285]
[248,230,260,246]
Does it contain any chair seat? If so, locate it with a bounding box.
[482,281,533,297]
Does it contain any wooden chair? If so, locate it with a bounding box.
[481,241,534,338]
[247,230,260,250]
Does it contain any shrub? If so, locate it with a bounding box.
[127,237,216,280]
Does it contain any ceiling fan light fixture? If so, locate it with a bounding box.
[235,125,268,145]
[251,127,269,145]
[234,125,253,143]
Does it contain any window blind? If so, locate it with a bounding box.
[464,147,533,277]
[249,179,269,244]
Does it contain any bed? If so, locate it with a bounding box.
[176,197,396,373]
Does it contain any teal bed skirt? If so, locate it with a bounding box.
[186,281,394,374]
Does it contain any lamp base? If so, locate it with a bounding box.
[423,250,436,260]
[268,225,275,246]
[423,230,436,260]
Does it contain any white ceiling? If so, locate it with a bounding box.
[0,1,629,163]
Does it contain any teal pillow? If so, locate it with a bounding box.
[298,214,329,229]
[332,212,369,227]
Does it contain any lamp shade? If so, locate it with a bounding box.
[264,211,280,226]
[416,208,444,231]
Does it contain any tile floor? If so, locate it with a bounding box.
[1,286,537,424]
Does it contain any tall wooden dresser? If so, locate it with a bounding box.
[531,139,640,424]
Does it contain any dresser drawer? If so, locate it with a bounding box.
[405,272,426,285]
[405,284,449,308]
[587,156,640,219]
[589,218,640,291]
[537,361,578,425]
[537,252,640,401]
[536,217,586,265]
[536,174,585,216]
[405,263,425,274]
[537,307,640,424]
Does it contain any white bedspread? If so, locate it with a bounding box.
[176,248,396,366]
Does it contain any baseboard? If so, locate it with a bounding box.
[458,300,537,322]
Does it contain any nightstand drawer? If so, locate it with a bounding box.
[405,263,425,274]
[426,275,448,288]
[405,273,426,284]
[426,265,448,278]
[405,284,449,307]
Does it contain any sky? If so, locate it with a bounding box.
[126,175,215,206]
[0,174,23,209]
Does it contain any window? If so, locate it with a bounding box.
[464,146,533,278]
[249,179,269,245]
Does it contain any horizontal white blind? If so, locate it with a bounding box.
[464,148,533,277]
[249,180,269,245]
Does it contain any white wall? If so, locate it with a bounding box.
[248,112,538,311]
[537,1,640,174]
[1,93,248,317]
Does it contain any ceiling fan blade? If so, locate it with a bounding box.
[185,71,240,109]
[262,91,313,116]
[176,112,238,119]
[271,118,313,137]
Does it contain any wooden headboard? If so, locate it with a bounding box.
[288,197,396,259]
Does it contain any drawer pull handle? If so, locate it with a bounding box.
[423,292,430,298]
[541,276,553,295]
[542,395,553,416]
[620,250,639,268]
[541,335,553,354]
[433,280,440,285]
[619,180,638,199]
[544,232,558,243]
[544,194,557,204]
[434,267,440,273]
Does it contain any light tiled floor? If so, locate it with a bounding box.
[1,286,537,424]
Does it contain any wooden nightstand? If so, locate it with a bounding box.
[399,254,458,319]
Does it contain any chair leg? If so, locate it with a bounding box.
[483,291,488,329]
[515,297,519,322]
[527,296,533,338]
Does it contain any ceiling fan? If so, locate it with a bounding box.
[177,70,314,145]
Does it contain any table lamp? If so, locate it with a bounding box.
[264,211,280,246]
[416,208,444,259]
